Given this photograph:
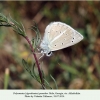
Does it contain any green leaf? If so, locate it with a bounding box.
[31,21,41,50]
[31,62,41,83]
[44,79,52,89]
[9,16,26,37]
[60,63,79,75]
[22,59,31,73]
[50,74,58,89]
[0,13,26,37]
[0,13,11,27]
[22,59,41,83]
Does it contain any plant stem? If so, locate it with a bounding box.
[24,36,45,89]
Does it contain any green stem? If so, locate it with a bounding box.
[4,68,9,89]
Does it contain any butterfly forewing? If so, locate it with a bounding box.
[45,22,68,42]
[47,23,83,51]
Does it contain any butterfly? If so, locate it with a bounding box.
[40,22,83,56]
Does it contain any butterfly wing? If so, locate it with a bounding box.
[45,22,67,42]
[45,22,83,51]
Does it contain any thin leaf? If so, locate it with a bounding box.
[60,63,79,75]
[44,79,52,89]
[31,62,41,83]
[30,63,37,79]
[9,15,26,37]
[22,59,31,73]
[31,21,41,50]
[50,74,58,89]
[22,59,41,83]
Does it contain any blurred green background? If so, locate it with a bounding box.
[0,1,100,89]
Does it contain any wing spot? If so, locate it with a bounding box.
[55,45,56,46]
[73,38,74,39]
[62,43,63,45]
[72,41,73,42]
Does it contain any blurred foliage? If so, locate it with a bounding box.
[0,1,100,89]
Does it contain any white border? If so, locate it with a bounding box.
[0,90,100,100]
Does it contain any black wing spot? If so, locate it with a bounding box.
[55,45,56,46]
[73,38,74,39]
[72,41,73,42]
[62,43,63,45]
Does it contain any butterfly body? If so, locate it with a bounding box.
[40,22,83,56]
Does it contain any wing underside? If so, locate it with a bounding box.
[44,22,83,51]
